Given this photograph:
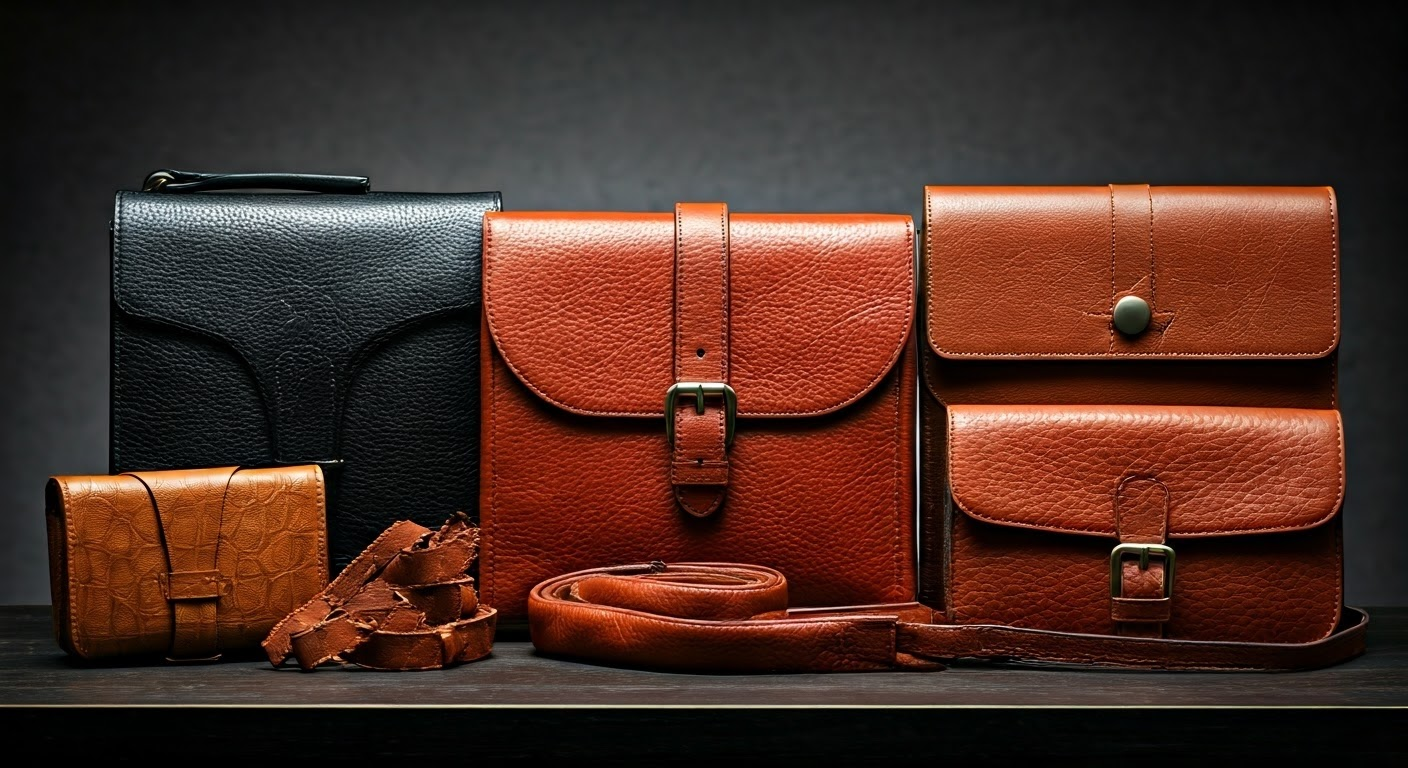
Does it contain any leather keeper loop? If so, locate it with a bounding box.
[124,468,234,662]
[1111,596,1173,624]
[160,570,224,601]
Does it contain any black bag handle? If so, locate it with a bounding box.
[141,169,371,194]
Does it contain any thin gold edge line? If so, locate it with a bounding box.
[0,703,1403,710]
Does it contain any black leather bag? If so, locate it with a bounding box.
[110,169,500,569]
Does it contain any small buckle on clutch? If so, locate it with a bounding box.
[664,382,737,446]
[1109,543,1176,598]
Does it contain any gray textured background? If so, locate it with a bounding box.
[2,0,1403,604]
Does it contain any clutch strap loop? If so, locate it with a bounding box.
[123,467,237,662]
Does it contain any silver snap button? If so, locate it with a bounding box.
[1112,295,1151,336]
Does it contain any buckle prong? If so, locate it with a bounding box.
[664,382,737,446]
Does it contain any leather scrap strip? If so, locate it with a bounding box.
[262,519,428,664]
[262,513,496,671]
[528,562,1367,673]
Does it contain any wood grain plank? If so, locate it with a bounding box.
[1,605,1404,707]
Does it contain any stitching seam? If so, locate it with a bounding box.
[1108,185,1116,353]
[1326,523,1344,640]
[312,466,328,584]
[719,204,729,382]
[112,193,124,468]
[1327,186,1341,355]
[1147,185,1157,307]
[60,479,87,658]
[891,356,902,602]
[675,204,684,382]
[487,221,497,610]
[1330,353,1338,409]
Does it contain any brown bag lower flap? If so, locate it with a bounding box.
[946,404,1344,538]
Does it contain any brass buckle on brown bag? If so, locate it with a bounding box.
[1109,543,1176,598]
[664,382,737,446]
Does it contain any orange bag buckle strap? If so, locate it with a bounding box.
[1111,476,1172,638]
[529,562,1368,673]
[1103,183,1174,342]
[262,513,496,671]
[668,202,734,518]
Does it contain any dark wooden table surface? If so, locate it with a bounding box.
[3,605,1404,758]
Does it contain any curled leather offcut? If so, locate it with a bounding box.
[262,512,496,671]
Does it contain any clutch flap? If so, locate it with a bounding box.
[945,404,1344,538]
[483,211,914,417]
[112,190,500,429]
[924,186,1339,360]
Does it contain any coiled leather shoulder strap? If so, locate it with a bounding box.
[529,562,1368,673]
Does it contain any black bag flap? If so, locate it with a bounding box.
[112,190,500,459]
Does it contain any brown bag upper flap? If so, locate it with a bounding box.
[924,186,1339,360]
[483,211,914,417]
[946,404,1344,538]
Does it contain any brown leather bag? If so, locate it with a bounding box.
[921,185,1357,650]
[480,203,917,621]
[524,186,1367,673]
[46,465,328,661]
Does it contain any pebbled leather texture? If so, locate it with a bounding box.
[46,465,328,661]
[481,208,916,621]
[110,189,501,570]
[921,185,1345,647]
[482,213,914,417]
[946,405,1344,537]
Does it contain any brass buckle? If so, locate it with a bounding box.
[1109,543,1176,598]
[664,382,737,446]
